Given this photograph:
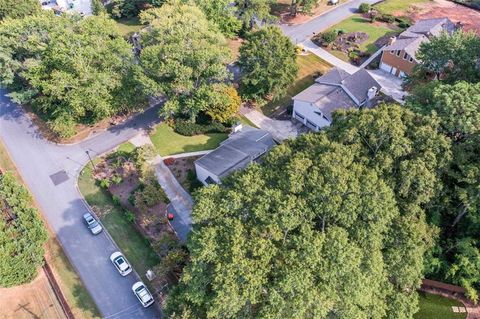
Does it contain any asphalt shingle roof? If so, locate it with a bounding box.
[195,127,275,178]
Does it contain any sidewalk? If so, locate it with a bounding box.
[152,156,193,242]
[302,40,358,74]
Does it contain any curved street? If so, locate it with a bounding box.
[0,89,162,318]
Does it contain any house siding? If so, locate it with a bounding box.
[293,100,331,130]
[195,163,220,186]
[380,50,417,77]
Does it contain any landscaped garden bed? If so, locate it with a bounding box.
[78,143,188,297]
[164,156,203,194]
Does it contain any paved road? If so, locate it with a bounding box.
[281,0,382,43]
[0,89,162,318]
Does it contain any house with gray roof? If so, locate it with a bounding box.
[380,17,456,77]
[292,67,381,131]
[194,125,276,185]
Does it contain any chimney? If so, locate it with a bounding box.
[367,87,378,100]
[388,36,396,46]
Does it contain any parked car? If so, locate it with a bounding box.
[83,212,103,235]
[110,252,132,276]
[132,282,154,308]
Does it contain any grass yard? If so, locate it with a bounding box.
[415,292,466,319]
[326,15,400,61]
[150,123,228,156]
[0,140,100,318]
[374,0,431,15]
[261,53,332,116]
[115,17,143,37]
[78,163,160,280]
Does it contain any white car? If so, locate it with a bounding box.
[83,212,103,235]
[132,281,154,308]
[109,252,132,276]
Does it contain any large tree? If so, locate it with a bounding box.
[138,2,231,121]
[0,13,145,137]
[0,172,48,287]
[195,0,242,37]
[238,25,298,102]
[289,0,319,16]
[236,0,275,28]
[407,81,480,142]
[0,0,40,20]
[414,30,480,84]
[165,105,448,318]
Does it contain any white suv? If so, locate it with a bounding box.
[132,282,154,308]
[110,252,132,276]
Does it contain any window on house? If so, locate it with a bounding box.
[396,50,401,56]
[409,56,414,63]
[322,115,329,121]
[390,50,394,54]
[306,120,317,130]
[403,52,408,60]
[294,112,305,120]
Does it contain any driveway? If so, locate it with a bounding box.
[0,89,162,318]
[368,69,407,103]
[152,156,193,243]
[240,106,299,142]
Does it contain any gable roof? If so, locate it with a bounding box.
[383,18,456,60]
[195,126,275,178]
[293,67,382,120]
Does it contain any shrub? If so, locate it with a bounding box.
[124,210,135,223]
[379,14,395,24]
[396,16,412,29]
[111,175,122,185]
[322,30,338,44]
[358,3,371,13]
[100,178,110,189]
[173,120,227,136]
[128,193,136,206]
[112,195,122,206]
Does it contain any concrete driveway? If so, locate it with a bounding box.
[0,90,162,318]
[240,106,298,142]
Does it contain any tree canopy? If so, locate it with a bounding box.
[236,0,275,28]
[0,12,146,137]
[138,1,231,122]
[414,30,480,83]
[0,172,48,287]
[194,0,242,37]
[165,104,448,318]
[238,26,298,102]
[0,0,40,20]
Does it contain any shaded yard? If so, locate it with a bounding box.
[415,292,466,319]
[325,15,400,62]
[150,123,228,156]
[115,17,143,37]
[261,53,332,117]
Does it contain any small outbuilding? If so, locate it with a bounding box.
[194,125,276,185]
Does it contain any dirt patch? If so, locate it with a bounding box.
[407,0,480,33]
[274,0,349,25]
[0,269,65,319]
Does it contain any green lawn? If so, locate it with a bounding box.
[149,123,228,156]
[78,164,159,280]
[117,141,136,153]
[326,15,400,61]
[415,292,466,319]
[115,17,143,37]
[374,0,430,15]
[261,53,332,116]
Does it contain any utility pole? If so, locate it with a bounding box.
[85,150,95,171]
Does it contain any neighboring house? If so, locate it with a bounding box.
[292,67,381,131]
[195,125,276,185]
[380,17,456,77]
[40,0,92,15]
